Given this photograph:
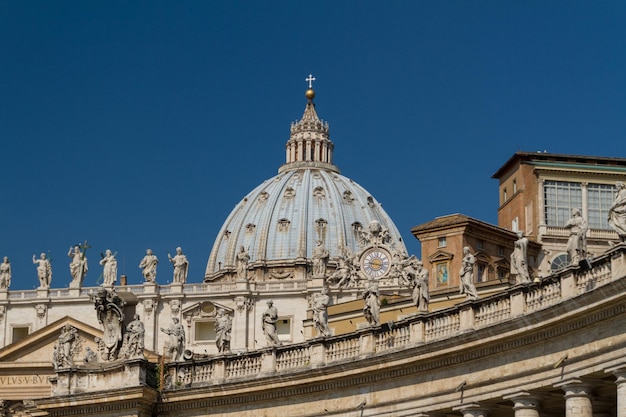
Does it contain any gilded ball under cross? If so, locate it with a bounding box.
[305,88,315,100]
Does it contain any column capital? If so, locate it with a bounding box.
[503,391,542,410]
[554,378,595,398]
[452,403,488,417]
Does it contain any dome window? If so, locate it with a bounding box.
[278,218,291,232]
[245,223,256,234]
[258,192,269,202]
[343,191,355,203]
[313,186,325,199]
[284,187,296,199]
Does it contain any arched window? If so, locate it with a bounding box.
[550,254,570,271]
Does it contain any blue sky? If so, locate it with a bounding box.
[2,1,625,290]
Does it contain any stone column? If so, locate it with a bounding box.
[606,364,626,417]
[503,391,542,417]
[555,379,594,417]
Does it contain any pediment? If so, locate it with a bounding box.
[182,301,233,319]
[428,250,454,263]
[0,316,102,364]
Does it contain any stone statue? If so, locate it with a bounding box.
[328,250,358,288]
[215,308,232,353]
[236,246,250,280]
[93,287,125,361]
[510,231,531,284]
[121,314,145,359]
[564,208,587,265]
[68,245,88,288]
[363,278,380,326]
[53,324,81,369]
[0,256,11,289]
[608,181,626,243]
[99,249,117,286]
[411,260,429,312]
[398,254,419,287]
[311,287,331,337]
[459,247,479,300]
[33,253,52,289]
[83,347,97,363]
[168,247,189,283]
[139,249,159,283]
[312,240,329,277]
[358,220,392,247]
[262,300,282,347]
[160,317,185,361]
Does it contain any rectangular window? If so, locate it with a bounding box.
[277,318,292,342]
[498,270,507,281]
[544,181,582,226]
[498,246,504,256]
[513,179,517,193]
[438,237,447,248]
[194,321,216,342]
[503,188,507,202]
[477,265,486,282]
[477,240,484,250]
[12,326,29,343]
[587,183,615,229]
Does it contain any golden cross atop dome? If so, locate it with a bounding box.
[305,73,316,89]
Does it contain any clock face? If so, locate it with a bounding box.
[361,248,391,278]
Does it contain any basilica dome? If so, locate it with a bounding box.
[204,88,407,280]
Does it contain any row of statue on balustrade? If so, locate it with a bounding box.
[0,245,189,290]
[6,180,626,292]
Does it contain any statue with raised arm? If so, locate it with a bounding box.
[262,300,282,347]
[312,240,329,277]
[510,231,531,284]
[0,257,11,289]
[363,277,380,326]
[608,181,626,243]
[139,249,159,283]
[68,244,88,288]
[168,247,188,283]
[236,246,250,280]
[311,287,331,337]
[564,208,588,265]
[160,317,185,361]
[33,253,52,288]
[215,308,232,353]
[99,249,117,286]
[459,247,479,300]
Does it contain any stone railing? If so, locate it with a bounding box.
[166,245,626,389]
